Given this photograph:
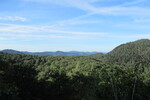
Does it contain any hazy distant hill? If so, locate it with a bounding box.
[106,39,150,64]
[1,49,99,56]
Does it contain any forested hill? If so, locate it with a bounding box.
[0,39,150,100]
[1,49,100,56]
[106,39,150,65]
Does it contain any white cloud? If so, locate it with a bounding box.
[22,0,150,31]
[0,37,5,40]
[134,18,150,22]
[120,0,146,6]
[0,33,87,40]
[67,20,101,25]
[110,34,150,39]
[0,23,106,36]
[23,0,150,17]
[115,22,150,29]
[0,16,27,22]
[0,23,108,40]
[0,22,150,40]
[53,13,95,27]
[0,22,149,41]
[24,0,98,14]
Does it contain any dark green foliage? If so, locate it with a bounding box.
[0,39,150,100]
[106,39,150,65]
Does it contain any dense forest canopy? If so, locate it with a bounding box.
[106,39,150,65]
[0,39,150,100]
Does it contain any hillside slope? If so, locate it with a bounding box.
[106,39,150,64]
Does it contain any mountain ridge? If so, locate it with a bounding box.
[0,49,102,56]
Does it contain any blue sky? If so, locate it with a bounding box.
[0,0,150,52]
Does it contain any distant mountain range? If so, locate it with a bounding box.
[0,49,101,56]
